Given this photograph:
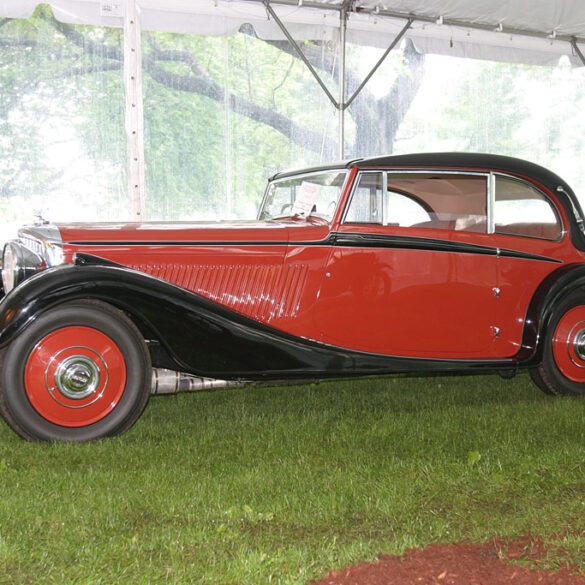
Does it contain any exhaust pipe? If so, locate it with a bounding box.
[151,368,246,395]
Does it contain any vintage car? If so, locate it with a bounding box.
[1,152,585,441]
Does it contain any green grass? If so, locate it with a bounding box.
[1,372,585,584]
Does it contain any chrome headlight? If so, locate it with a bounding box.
[1,241,44,294]
[1,243,17,293]
[0,224,63,295]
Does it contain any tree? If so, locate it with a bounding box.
[0,5,428,220]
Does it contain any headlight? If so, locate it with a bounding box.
[1,243,17,293]
[1,242,43,294]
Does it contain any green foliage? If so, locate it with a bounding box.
[0,5,128,233]
[141,31,338,219]
[467,450,482,465]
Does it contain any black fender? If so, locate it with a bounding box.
[0,257,523,379]
[520,263,585,364]
[0,261,341,380]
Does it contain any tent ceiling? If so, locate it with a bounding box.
[1,0,585,65]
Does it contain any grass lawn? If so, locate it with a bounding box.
[1,372,585,584]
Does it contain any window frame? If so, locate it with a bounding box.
[341,169,565,242]
[492,172,565,242]
[340,170,385,225]
[342,169,491,231]
[258,168,349,222]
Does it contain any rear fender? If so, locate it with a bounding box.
[521,263,585,363]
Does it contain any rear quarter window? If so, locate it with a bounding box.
[494,176,562,240]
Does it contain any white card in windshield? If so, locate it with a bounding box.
[291,181,321,216]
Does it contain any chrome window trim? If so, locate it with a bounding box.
[492,172,565,242]
[257,181,272,221]
[259,168,349,222]
[488,172,496,234]
[342,169,490,230]
[341,170,384,225]
[382,171,389,225]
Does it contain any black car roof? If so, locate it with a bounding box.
[351,152,575,199]
[272,152,574,199]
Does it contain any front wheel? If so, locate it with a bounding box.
[531,292,585,397]
[0,300,151,441]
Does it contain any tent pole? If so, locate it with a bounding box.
[339,5,348,159]
[262,0,338,108]
[124,0,146,221]
[572,39,585,66]
[344,18,413,109]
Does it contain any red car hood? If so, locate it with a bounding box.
[57,220,330,245]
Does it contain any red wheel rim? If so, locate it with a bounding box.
[552,306,585,383]
[24,326,127,427]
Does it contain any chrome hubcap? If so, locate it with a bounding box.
[574,329,585,361]
[55,355,100,400]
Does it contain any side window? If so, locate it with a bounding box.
[387,191,431,226]
[344,173,383,224]
[494,176,562,240]
[386,173,487,233]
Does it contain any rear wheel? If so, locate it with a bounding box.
[532,292,585,396]
[0,300,151,441]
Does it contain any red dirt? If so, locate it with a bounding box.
[311,535,585,585]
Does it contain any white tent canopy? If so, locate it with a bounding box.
[1,0,585,65]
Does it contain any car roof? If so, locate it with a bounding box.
[351,152,575,200]
[271,152,574,200]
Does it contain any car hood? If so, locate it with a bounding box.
[56,220,330,245]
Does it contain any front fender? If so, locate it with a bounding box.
[0,262,363,380]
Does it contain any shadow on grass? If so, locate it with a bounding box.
[193,370,552,418]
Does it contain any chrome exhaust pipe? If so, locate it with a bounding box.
[151,368,246,395]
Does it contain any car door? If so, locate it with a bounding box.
[314,169,500,359]
[490,173,567,358]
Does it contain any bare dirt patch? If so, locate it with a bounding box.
[311,535,585,585]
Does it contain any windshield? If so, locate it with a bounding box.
[259,170,348,222]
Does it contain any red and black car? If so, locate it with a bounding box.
[1,152,585,441]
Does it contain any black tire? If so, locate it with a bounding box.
[0,299,151,441]
[529,367,558,396]
[531,291,585,397]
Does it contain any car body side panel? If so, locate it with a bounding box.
[490,187,585,357]
[0,263,524,379]
[68,244,291,324]
[60,228,578,360]
[314,225,498,357]
[64,242,333,338]
[273,244,333,338]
